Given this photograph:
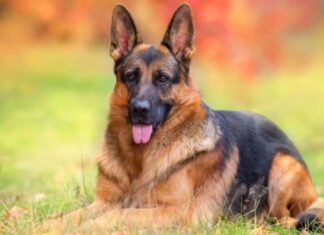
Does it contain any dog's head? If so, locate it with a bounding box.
[110,4,196,144]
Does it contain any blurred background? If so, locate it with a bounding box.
[0,0,323,227]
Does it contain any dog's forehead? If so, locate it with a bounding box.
[131,44,175,65]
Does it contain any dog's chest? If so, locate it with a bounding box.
[123,164,193,208]
[122,148,223,210]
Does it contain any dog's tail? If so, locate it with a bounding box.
[296,197,324,232]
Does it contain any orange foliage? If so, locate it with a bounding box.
[0,0,321,77]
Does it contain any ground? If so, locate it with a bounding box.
[0,44,323,234]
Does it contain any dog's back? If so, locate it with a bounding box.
[214,109,305,185]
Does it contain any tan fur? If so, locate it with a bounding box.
[189,147,239,222]
[42,147,238,234]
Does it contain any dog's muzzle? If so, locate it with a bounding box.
[129,98,154,144]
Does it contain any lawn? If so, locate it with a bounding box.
[0,43,323,234]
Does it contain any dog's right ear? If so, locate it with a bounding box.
[110,4,141,62]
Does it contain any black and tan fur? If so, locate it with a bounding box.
[42,3,324,234]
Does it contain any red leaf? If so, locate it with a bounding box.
[6,206,27,219]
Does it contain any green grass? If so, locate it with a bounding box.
[0,43,323,234]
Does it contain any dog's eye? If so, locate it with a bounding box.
[126,71,138,82]
[157,74,169,83]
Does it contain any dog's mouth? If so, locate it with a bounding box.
[130,103,171,144]
[131,124,153,144]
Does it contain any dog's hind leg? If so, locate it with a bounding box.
[268,152,317,229]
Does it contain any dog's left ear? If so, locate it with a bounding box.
[110,4,142,62]
[161,4,195,65]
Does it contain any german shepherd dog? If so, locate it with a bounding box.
[43,3,324,233]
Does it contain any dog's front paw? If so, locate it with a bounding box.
[77,209,124,233]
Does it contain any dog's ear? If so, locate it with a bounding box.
[161,4,195,65]
[110,4,142,62]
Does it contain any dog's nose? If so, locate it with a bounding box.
[130,99,151,116]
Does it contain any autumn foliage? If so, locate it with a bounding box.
[0,0,321,77]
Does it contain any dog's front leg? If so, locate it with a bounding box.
[78,207,188,232]
[40,200,114,233]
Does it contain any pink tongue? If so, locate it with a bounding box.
[132,124,153,144]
